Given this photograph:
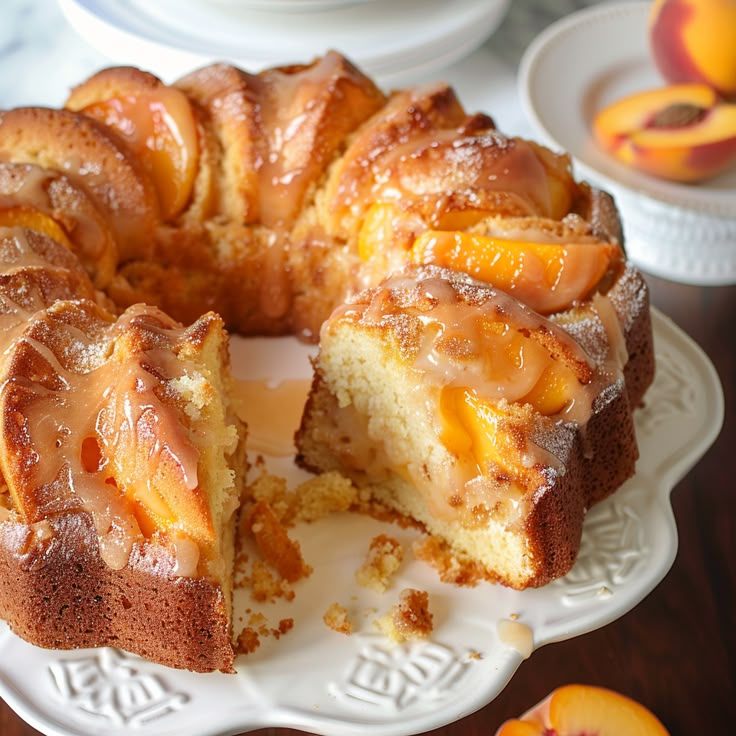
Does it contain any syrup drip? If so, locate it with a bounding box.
[230,377,311,458]
[497,618,534,659]
[0,227,203,571]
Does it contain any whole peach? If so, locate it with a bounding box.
[649,0,736,99]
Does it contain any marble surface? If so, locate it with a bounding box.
[0,0,603,135]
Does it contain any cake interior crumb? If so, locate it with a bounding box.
[356,533,404,593]
[375,588,434,643]
[323,602,353,635]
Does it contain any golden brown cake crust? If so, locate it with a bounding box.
[0,52,655,666]
[0,513,234,673]
[0,53,624,341]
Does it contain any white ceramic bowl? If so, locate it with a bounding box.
[519,2,736,285]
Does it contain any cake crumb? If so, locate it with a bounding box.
[235,627,261,655]
[247,560,296,602]
[413,535,485,587]
[248,469,358,526]
[375,588,434,643]
[323,602,353,635]
[356,534,404,593]
[273,618,294,639]
[234,616,295,654]
[245,500,312,583]
[292,471,358,523]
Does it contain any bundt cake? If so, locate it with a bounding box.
[0,51,654,670]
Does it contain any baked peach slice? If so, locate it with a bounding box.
[410,230,623,315]
[0,107,157,261]
[0,205,75,252]
[593,83,736,182]
[66,66,200,222]
[496,684,670,736]
[0,163,118,287]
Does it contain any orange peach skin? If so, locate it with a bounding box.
[496,684,671,736]
[650,0,736,99]
[593,83,736,182]
[411,230,622,315]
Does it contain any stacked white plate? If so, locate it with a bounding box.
[58,0,510,86]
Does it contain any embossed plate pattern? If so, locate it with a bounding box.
[0,309,724,736]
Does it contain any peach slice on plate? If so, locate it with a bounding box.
[496,684,670,736]
[66,67,200,222]
[592,83,736,182]
[410,230,622,314]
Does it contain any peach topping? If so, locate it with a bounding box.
[81,87,199,221]
[411,230,622,315]
[0,206,75,252]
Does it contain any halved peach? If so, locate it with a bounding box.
[411,230,622,314]
[66,67,199,221]
[650,0,736,99]
[496,684,670,736]
[593,83,736,182]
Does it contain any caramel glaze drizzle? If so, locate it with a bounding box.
[330,267,627,525]
[0,226,203,573]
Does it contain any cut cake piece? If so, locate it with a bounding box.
[0,226,246,672]
[296,264,652,589]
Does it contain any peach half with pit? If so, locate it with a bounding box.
[592,83,736,182]
[495,684,671,736]
[650,0,736,100]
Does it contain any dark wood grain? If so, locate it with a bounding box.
[2,274,735,736]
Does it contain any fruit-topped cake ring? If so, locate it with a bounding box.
[0,51,724,736]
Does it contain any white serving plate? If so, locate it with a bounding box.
[57,0,509,86]
[519,2,736,285]
[0,308,724,736]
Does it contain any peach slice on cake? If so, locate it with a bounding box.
[593,83,736,182]
[0,163,119,287]
[0,205,75,252]
[0,107,158,261]
[410,230,623,314]
[66,66,200,222]
[496,684,670,736]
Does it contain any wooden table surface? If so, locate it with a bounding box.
[1,274,734,735]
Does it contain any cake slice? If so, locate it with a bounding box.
[296,264,651,589]
[0,225,245,672]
